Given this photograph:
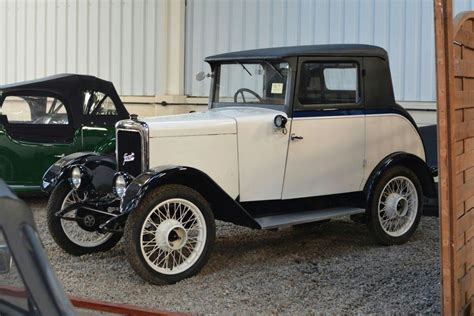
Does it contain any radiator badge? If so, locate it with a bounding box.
[123,152,135,165]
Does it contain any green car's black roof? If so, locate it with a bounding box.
[0,73,128,128]
[205,44,388,62]
[0,74,118,96]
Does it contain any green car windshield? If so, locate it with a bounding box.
[212,61,290,112]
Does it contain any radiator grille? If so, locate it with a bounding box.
[117,130,143,176]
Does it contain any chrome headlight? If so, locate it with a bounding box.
[113,173,131,198]
[70,167,82,190]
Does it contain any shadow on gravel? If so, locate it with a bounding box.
[25,197,440,314]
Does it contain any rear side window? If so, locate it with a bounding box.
[0,95,69,124]
[83,91,118,116]
[297,62,359,107]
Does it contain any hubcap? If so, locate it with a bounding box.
[140,198,206,275]
[60,190,113,247]
[384,193,409,218]
[155,219,188,251]
[83,214,96,228]
[378,176,418,237]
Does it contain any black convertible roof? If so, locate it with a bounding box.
[0,73,119,96]
[205,44,388,62]
[0,74,128,128]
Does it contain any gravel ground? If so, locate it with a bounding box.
[14,197,440,314]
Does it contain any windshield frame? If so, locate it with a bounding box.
[209,58,295,114]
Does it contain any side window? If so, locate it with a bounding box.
[297,62,359,108]
[83,91,118,116]
[0,95,69,124]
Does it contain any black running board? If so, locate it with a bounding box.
[254,207,366,229]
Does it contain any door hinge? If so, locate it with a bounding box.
[362,159,367,168]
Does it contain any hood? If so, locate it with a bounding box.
[144,110,236,137]
[144,107,286,138]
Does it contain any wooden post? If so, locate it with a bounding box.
[435,1,474,315]
[434,0,457,314]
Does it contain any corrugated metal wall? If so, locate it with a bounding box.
[185,0,474,102]
[0,0,169,96]
[2,0,474,100]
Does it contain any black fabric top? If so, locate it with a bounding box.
[0,74,119,97]
[0,74,128,128]
[205,44,388,62]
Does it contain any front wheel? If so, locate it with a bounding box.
[368,166,423,245]
[124,185,215,285]
[47,181,122,256]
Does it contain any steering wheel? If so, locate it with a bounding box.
[233,88,263,103]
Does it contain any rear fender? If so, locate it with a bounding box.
[364,152,437,206]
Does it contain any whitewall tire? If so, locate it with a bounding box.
[124,184,215,284]
[47,181,122,256]
[368,166,423,245]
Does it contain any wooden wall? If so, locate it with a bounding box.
[453,12,474,314]
[435,2,474,314]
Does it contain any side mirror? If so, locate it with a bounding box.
[0,244,12,274]
[195,71,211,81]
[274,115,287,128]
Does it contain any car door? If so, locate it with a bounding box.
[0,93,81,189]
[282,58,366,199]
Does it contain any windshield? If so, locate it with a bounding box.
[212,61,290,111]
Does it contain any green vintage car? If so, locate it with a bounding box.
[0,74,129,194]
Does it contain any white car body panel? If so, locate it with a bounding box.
[143,108,425,203]
[145,111,236,137]
[363,114,425,184]
[145,107,291,201]
[149,133,240,199]
[218,107,290,202]
[282,115,365,199]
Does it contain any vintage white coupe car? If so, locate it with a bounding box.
[42,44,437,284]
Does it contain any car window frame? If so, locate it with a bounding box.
[0,90,73,127]
[82,90,120,117]
[292,56,365,114]
[209,58,297,116]
[81,90,124,127]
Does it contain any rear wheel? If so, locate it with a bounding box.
[124,185,215,285]
[368,166,423,245]
[47,181,122,256]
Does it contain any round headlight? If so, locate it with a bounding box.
[114,174,127,198]
[70,167,82,190]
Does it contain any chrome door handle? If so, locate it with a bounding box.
[291,133,303,140]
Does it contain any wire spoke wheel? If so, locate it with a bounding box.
[377,176,418,237]
[60,190,113,247]
[140,198,206,275]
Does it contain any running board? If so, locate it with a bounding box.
[254,207,366,230]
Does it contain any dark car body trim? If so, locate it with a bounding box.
[293,106,417,125]
[41,152,116,194]
[101,166,260,231]
[363,152,438,207]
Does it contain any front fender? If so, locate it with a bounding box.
[100,166,260,231]
[41,152,116,194]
